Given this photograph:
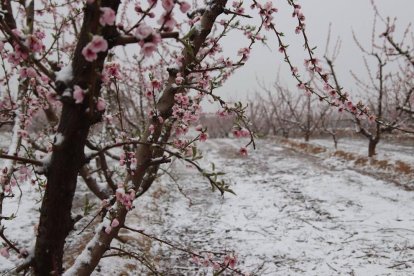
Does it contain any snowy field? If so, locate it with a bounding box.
[1,138,414,275]
[311,137,414,165]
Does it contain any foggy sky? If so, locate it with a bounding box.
[211,0,414,112]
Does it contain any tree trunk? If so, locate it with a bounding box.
[34,105,90,275]
[368,138,378,157]
[304,132,310,142]
[33,1,121,273]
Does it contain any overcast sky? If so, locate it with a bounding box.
[211,0,414,111]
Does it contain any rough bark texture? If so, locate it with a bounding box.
[34,107,91,275]
[33,1,121,274]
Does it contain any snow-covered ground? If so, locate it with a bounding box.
[1,138,414,275]
[311,137,414,165]
[98,138,414,275]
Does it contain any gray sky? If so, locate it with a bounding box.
[211,0,413,112]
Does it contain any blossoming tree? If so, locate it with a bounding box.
[0,0,409,275]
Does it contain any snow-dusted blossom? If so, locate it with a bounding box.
[115,185,135,210]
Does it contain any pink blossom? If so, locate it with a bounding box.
[161,0,174,11]
[18,130,28,138]
[240,129,250,137]
[180,1,191,13]
[104,62,121,79]
[89,35,108,53]
[237,47,250,60]
[141,42,157,57]
[26,67,37,78]
[146,90,153,98]
[105,114,113,124]
[148,0,157,6]
[151,79,161,89]
[0,247,9,258]
[104,226,112,234]
[81,46,97,62]
[119,153,126,166]
[233,129,242,138]
[223,253,237,269]
[111,218,120,228]
[199,133,208,142]
[175,73,184,84]
[100,7,116,26]
[73,85,84,104]
[135,23,154,40]
[26,35,44,53]
[195,125,203,131]
[297,83,306,90]
[239,147,248,156]
[212,262,221,270]
[158,12,177,31]
[190,255,200,264]
[4,185,11,194]
[96,97,106,111]
[40,74,50,84]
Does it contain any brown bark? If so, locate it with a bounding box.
[34,106,91,275]
[33,1,121,274]
[368,138,378,157]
